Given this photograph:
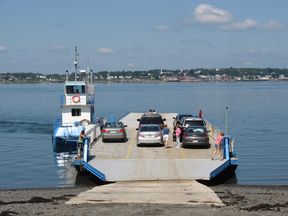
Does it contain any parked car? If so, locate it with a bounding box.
[137,113,166,129]
[136,124,163,146]
[102,121,127,142]
[181,126,209,147]
[172,114,193,130]
[178,117,206,141]
[172,114,193,141]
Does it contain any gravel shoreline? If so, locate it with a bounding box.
[1,185,288,216]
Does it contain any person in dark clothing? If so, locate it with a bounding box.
[96,117,104,131]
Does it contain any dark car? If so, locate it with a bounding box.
[137,113,166,130]
[102,121,127,142]
[181,126,209,147]
[175,117,206,142]
[172,114,193,130]
[172,114,194,141]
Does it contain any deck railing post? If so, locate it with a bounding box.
[223,137,230,160]
[83,138,88,162]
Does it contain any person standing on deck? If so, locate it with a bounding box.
[162,124,171,149]
[96,117,104,132]
[199,109,203,118]
[153,110,157,114]
[77,130,86,159]
[211,131,225,160]
[149,109,153,114]
[175,124,181,148]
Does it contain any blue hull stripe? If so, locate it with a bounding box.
[83,162,106,181]
[210,160,230,179]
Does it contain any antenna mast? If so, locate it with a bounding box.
[74,47,78,81]
[87,45,90,83]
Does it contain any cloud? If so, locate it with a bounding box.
[182,4,288,32]
[219,19,288,31]
[0,45,7,52]
[127,63,135,67]
[98,47,115,54]
[50,46,69,52]
[260,20,288,30]
[194,4,234,24]
[247,48,269,55]
[153,25,171,31]
[219,19,259,30]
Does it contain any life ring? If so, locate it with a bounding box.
[72,94,80,103]
[79,119,90,125]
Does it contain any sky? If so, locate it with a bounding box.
[1,0,288,74]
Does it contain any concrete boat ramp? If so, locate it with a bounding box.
[87,113,226,181]
[67,180,224,206]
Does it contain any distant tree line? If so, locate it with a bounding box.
[1,67,288,82]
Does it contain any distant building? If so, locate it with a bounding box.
[178,76,195,81]
[161,76,178,81]
[139,76,149,79]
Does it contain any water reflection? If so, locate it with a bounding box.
[53,144,78,186]
[52,144,104,187]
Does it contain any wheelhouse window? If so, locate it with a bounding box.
[65,85,86,94]
[72,109,81,116]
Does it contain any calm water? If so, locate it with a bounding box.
[0,81,288,189]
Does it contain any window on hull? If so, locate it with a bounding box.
[72,109,81,116]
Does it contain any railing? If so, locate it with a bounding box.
[85,124,101,143]
[204,118,235,160]
[60,94,95,106]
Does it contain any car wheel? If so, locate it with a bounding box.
[122,136,126,142]
[102,138,106,143]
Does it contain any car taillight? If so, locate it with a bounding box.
[183,134,188,137]
[162,125,165,128]
[138,134,144,137]
[156,133,161,137]
[203,134,208,137]
[102,129,108,133]
[118,129,124,133]
[139,125,141,128]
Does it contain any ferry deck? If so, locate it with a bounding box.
[84,113,234,181]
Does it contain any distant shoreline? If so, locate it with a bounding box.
[1,79,288,84]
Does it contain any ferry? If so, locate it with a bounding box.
[53,47,239,182]
[52,47,100,146]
